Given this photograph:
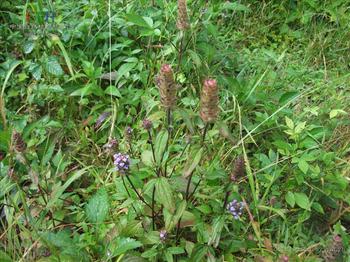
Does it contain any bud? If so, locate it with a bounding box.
[156,64,177,109]
[199,79,219,123]
[11,131,26,152]
[230,156,245,182]
[159,230,167,242]
[142,119,153,130]
[103,138,118,154]
[125,126,133,141]
[177,0,190,30]
[279,255,289,262]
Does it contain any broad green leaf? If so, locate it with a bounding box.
[154,130,168,164]
[116,63,136,83]
[0,250,12,262]
[156,177,175,212]
[111,237,142,257]
[45,56,64,76]
[183,148,203,178]
[208,215,225,247]
[85,188,110,223]
[285,192,295,207]
[125,13,152,28]
[295,193,310,210]
[298,159,309,174]
[23,41,35,54]
[104,85,121,97]
[141,150,154,166]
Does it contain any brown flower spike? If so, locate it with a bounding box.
[200,79,219,123]
[11,131,26,152]
[177,0,190,30]
[230,156,245,182]
[156,64,177,109]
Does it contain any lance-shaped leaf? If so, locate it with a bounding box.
[183,148,203,178]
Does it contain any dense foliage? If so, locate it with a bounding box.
[0,0,349,261]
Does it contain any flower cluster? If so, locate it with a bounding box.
[125,126,133,141]
[226,199,245,220]
[156,64,177,109]
[113,153,130,172]
[199,79,219,123]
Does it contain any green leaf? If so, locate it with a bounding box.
[312,202,324,214]
[156,177,175,212]
[0,250,12,262]
[85,188,110,223]
[183,148,203,178]
[285,116,294,129]
[295,193,310,210]
[126,13,152,28]
[298,159,309,174]
[116,63,136,83]
[141,150,154,167]
[208,215,225,247]
[154,130,168,164]
[285,192,295,207]
[329,109,347,119]
[45,56,64,76]
[23,41,35,54]
[104,85,121,97]
[111,237,142,257]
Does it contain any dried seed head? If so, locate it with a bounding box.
[157,64,177,109]
[322,235,343,262]
[11,131,26,152]
[142,119,153,130]
[177,0,190,30]
[230,156,245,182]
[200,79,219,123]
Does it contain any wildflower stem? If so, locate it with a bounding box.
[152,186,156,230]
[201,123,209,144]
[121,175,138,214]
[223,190,231,210]
[148,130,156,164]
[125,174,153,209]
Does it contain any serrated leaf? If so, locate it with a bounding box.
[312,202,324,214]
[156,177,174,212]
[183,148,203,178]
[295,193,310,210]
[141,150,154,167]
[285,192,295,207]
[46,56,64,76]
[85,189,110,223]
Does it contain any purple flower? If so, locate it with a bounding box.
[113,153,130,172]
[142,119,153,130]
[159,230,167,241]
[226,199,245,220]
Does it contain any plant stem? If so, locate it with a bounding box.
[125,174,153,209]
[148,130,157,165]
[121,176,138,214]
[201,123,209,144]
[152,186,156,230]
[223,190,231,210]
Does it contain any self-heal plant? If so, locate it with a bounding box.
[227,199,245,220]
[113,153,130,172]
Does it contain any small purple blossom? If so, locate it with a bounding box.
[159,230,167,241]
[226,199,244,220]
[113,153,130,172]
[142,119,153,130]
[125,126,133,136]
